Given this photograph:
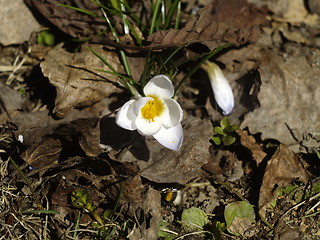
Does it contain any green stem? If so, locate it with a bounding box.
[149,0,162,35]
[9,157,34,195]
[97,0,132,78]
[174,43,230,95]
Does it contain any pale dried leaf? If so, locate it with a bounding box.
[258,144,308,209]
[139,117,212,184]
[248,0,320,26]
[40,44,122,117]
[241,45,320,152]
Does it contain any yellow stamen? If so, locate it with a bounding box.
[141,95,164,122]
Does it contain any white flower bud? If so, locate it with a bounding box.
[205,62,234,115]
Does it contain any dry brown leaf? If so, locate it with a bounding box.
[147,0,268,50]
[248,0,320,26]
[53,117,101,157]
[40,44,122,117]
[21,138,62,169]
[122,175,144,206]
[139,117,212,184]
[237,129,267,166]
[25,0,105,39]
[241,44,320,152]
[258,144,308,209]
[0,82,26,124]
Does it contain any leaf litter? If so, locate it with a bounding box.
[1,0,320,239]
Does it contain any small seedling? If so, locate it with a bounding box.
[37,30,55,46]
[70,190,104,226]
[224,201,255,236]
[181,207,209,231]
[212,116,239,146]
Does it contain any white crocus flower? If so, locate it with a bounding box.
[116,75,183,151]
[204,62,234,115]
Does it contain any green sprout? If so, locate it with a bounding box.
[211,117,239,146]
[37,30,55,46]
[70,190,104,226]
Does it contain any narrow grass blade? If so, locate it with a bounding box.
[58,4,99,17]
[175,43,230,95]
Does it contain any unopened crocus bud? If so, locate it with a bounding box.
[204,61,234,115]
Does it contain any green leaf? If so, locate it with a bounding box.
[181,207,209,230]
[158,220,176,240]
[22,210,59,215]
[212,135,221,145]
[37,34,44,45]
[58,4,99,17]
[230,125,239,132]
[213,126,224,135]
[44,33,55,46]
[220,117,230,129]
[224,201,255,235]
[222,135,236,146]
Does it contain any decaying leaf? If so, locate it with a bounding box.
[248,0,320,26]
[40,44,122,117]
[258,144,308,210]
[139,117,212,184]
[225,201,256,237]
[237,129,267,166]
[122,174,144,206]
[148,0,268,50]
[21,138,62,169]
[0,82,26,124]
[25,0,105,39]
[241,44,320,152]
[52,117,101,157]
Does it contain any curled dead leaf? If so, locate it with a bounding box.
[259,144,308,210]
[237,129,267,166]
[40,44,122,117]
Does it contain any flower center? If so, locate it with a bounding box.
[141,95,164,122]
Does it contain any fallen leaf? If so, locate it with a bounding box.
[181,207,209,230]
[237,129,267,166]
[241,45,320,152]
[50,117,101,157]
[258,144,308,210]
[21,138,62,169]
[40,44,122,117]
[225,201,255,236]
[25,0,105,39]
[147,0,268,50]
[248,0,320,26]
[0,81,30,124]
[139,117,212,184]
[122,174,144,206]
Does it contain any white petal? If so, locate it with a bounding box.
[135,115,162,136]
[143,75,174,99]
[212,80,234,115]
[159,99,183,128]
[115,100,137,130]
[207,62,234,115]
[153,124,183,151]
[133,97,152,115]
